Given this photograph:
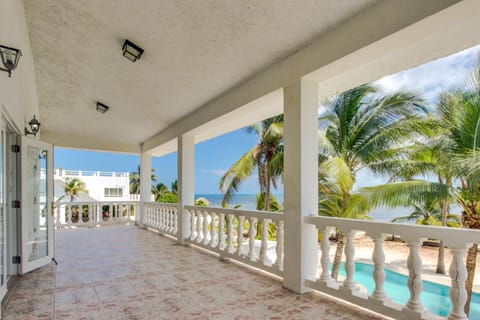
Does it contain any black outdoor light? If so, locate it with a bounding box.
[25,115,41,137]
[0,45,22,77]
[96,102,109,113]
[122,39,144,62]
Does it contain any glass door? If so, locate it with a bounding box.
[0,118,6,299]
[19,136,54,274]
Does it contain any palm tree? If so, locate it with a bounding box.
[129,165,157,194]
[436,70,480,315]
[353,66,480,316]
[63,178,87,202]
[318,83,430,280]
[152,182,169,202]
[390,199,460,227]
[171,180,178,194]
[220,115,284,210]
[371,139,455,274]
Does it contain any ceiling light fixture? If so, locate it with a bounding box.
[0,45,22,77]
[96,102,109,113]
[122,39,144,62]
[25,115,41,136]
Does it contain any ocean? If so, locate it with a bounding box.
[194,194,430,222]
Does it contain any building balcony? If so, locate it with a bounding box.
[2,224,385,320]
[4,201,478,319]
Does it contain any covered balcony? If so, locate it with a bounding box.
[2,0,480,320]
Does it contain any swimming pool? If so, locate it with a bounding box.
[336,262,480,317]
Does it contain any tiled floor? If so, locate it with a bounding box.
[2,225,386,319]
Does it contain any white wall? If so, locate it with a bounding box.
[54,171,130,202]
[0,0,39,131]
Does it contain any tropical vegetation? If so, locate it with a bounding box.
[129,165,157,194]
[63,177,88,202]
[318,84,433,280]
[219,115,284,211]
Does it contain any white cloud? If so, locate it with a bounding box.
[201,168,227,176]
[376,44,480,103]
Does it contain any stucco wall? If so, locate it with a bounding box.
[0,0,39,132]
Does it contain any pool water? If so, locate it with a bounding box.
[336,262,480,317]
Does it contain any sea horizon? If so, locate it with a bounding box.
[194,193,429,222]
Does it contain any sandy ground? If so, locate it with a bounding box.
[326,235,480,292]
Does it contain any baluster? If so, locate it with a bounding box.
[152,207,156,229]
[203,212,210,245]
[227,214,235,254]
[173,207,178,235]
[260,219,272,265]
[219,213,226,250]
[404,241,424,313]
[190,209,196,241]
[88,204,94,227]
[159,207,164,230]
[448,247,468,320]
[56,204,61,228]
[166,207,170,232]
[248,217,257,261]
[210,212,217,248]
[320,227,332,282]
[371,235,388,301]
[237,216,244,256]
[167,208,172,233]
[158,207,162,230]
[144,206,148,227]
[341,230,358,292]
[197,211,204,243]
[274,220,284,271]
[67,204,72,226]
[161,207,165,230]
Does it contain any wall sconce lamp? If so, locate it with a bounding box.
[25,115,41,137]
[122,39,144,62]
[96,102,109,113]
[0,45,22,77]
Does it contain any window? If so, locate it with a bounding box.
[104,187,123,197]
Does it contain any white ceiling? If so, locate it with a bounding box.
[23,0,377,153]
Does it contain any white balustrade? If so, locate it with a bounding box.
[185,206,284,277]
[305,216,480,320]
[143,202,179,238]
[54,201,137,228]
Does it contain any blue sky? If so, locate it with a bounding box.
[55,44,480,194]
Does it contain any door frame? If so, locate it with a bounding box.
[19,136,54,275]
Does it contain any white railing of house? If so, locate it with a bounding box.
[54,201,138,228]
[143,202,179,238]
[53,168,128,178]
[305,216,480,320]
[184,206,284,277]
[129,194,154,202]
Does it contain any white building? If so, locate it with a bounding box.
[53,169,131,202]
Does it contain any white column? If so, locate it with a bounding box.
[283,78,319,293]
[177,134,194,244]
[139,152,152,228]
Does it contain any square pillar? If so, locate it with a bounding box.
[177,134,194,244]
[139,152,152,227]
[283,78,319,293]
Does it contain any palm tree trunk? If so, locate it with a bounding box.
[436,199,449,274]
[331,231,345,280]
[264,175,271,211]
[436,241,445,274]
[465,243,478,316]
